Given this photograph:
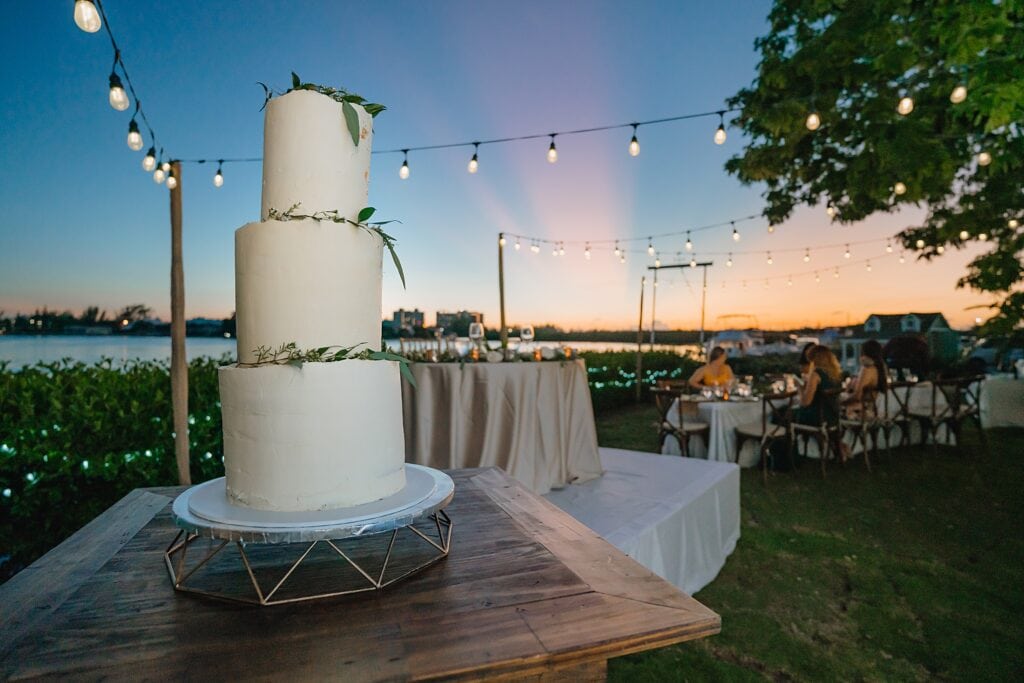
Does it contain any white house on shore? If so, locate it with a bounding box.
[838,312,959,370]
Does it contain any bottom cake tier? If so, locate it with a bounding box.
[219,359,407,512]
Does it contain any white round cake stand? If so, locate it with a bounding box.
[164,464,454,606]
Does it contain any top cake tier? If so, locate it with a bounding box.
[260,90,374,222]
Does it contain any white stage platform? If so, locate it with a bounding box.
[544,448,740,596]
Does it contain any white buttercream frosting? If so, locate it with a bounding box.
[260,90,373,222]
[220,361,407,511]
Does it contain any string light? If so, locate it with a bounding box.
[551,245,558,257]
[213,161,224,187]
[547,135,558,163]
[894,181,907,195]
[897,95,914,115]
[834,268,840,279]
[108,73,129,111]
[885,241,893,253]
[73,0,102,32]
[959,230,969,240]
[814,271,821,283]
[936,245,945,254]
[713,111,727,145]
[916,239,925,248]
[899,252,906,264]
[399,150,410,179]
[977,151,992,166]
[766,252,773,265]
[865,260,872,272]
[619,253,626,264]
[647,239,654,256]
[166,168,177,190]
[826,204,837,218]
[805,112,821,131]
[950,85,967,104]
[654,254,661,268]
[731,222,740,241]
[153,167,166,184]
[558,243,565,256]
[614,242,621,257]
[161,160,170,173]
[498,235,507,247]
[468,142,479,174]
[1009,219,1019,229]
[142,147,156,172]
[628,124,640,157]
[844,244,851,259]
[514,238,521,251]
[126,120,143,151]
[584,243,591,259]
[763,279,769,289]
[530,241,540,254]
[726,253,733,267]
[787,277,793,286]
[803,249,811,262]
[690,255,697,268]
[685,232,693,251]
[767,224,775,234]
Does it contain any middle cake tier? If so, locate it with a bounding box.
[235,217,383,364]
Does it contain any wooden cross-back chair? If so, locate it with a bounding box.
[910,375,987,455]
[881,380,916,450]
[839,388,880,473]
[793,387,843,478]
[734,390,797,484]
[650,385,709,459]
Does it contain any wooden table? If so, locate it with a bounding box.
[0,468,720,681]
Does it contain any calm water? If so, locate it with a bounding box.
[0,336,697,368]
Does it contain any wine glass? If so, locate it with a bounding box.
[468,322,484,347]
[520,325,535,353]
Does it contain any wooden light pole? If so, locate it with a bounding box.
[498,232,508,349]
[635,276,645,402]
[647,262,713,360]
[169,161,190,485]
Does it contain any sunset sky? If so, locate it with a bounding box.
[0,1,996,330]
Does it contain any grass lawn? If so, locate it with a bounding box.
[597,404,1024,681]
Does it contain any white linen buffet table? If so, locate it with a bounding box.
[401,359,604,495]
[545,448,740,595]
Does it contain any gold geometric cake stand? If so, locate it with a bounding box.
[164,464,454,606]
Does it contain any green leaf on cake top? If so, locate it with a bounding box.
[266,203,406,289]
[258,73,386,147]
[242,341,416,387]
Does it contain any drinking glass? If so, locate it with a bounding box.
[468,322,485,349]
[520,325,534,343]
[701,386,713,400]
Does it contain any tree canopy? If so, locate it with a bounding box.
[727,0,1023,333]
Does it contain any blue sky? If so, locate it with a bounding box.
[0,1,990,329]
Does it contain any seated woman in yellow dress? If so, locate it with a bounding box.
[688,346,734,389]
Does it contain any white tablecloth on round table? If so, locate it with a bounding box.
[980,377,1024,428]
[662,382,955,467]
[401,359,603,495]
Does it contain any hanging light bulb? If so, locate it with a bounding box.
[726,253,733,267]
[897,95,914,115]
[547,135,558,163]
[959,230,969,240]
[166,168,177,190]
[899,252,906,264]
[690,255,697,268]
[530,242,540,254]
[803,249,811,262]
[886,241,893,253]
[713,111,727,145]
[628,124,640,157]
[108,73,129,111]
[126,120,143,151]
[767,224,775,234]
[950,85,967,104]
[731,223,740,241]
[74,0,102,32]
[558,243,565,256]
[584,244,591,260]
[834,268,840,279]
[844,244,851,259]
[399,150,410,179]
[551,245,558,257]
[514,238,521,251]
[894,181,907,195]
[153,166,166,184]
[142,147,156,172]
[805,112,821,131]
[620,253,626,264]
[468,143,479,174]
[766,252,773,265]
[815,271,821,283]
[654,254,661,268]
[866,261,872,272]
[161,160,171,173]
[916,239,925,248]
[787,277,793,287]
[685,232,693,251]
[978,232,988,241]
[763,280,769,289]
[977,151,992,166]
[213,161,224,188]
[936,245,945,254]
[826,204,837,218]
[614,242,621,257]
[498,235,507,247]
[742,280,748,289]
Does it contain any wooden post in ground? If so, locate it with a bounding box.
[498,233,508,349]
[169,161,190,486]
[635,276,645,403]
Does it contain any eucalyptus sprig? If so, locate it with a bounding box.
[257,72,385,147]
[241,341,416,387]
[267,203,405,288]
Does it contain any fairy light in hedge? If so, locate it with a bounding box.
[685,232,693,251]
[468,142,479,174]
[628,124,640,157]
[897,95,914,115]
[213,161,224,187]
[805,112,821,131]
[74,0,102,32]
[142,147,156,172]
[950,85,967,104]
[1,488,10,498]
[399,150,410,179]
[977,151,992,166]
[803,248,811,262]
[126,119,143,151]
[894,181,907,195]
[108,72,129,111]
[713,111,727,145]
[547,135,558,163]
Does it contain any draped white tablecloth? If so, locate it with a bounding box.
[662,382,955,466]
[980,377,1024,428]
[544,448,740,595]
[401,359,603,495]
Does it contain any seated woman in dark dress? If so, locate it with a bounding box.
[794,345,842,427]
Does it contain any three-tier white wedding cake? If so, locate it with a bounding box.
[219,88,406,512]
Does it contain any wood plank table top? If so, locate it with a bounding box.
[0,467,720,681]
